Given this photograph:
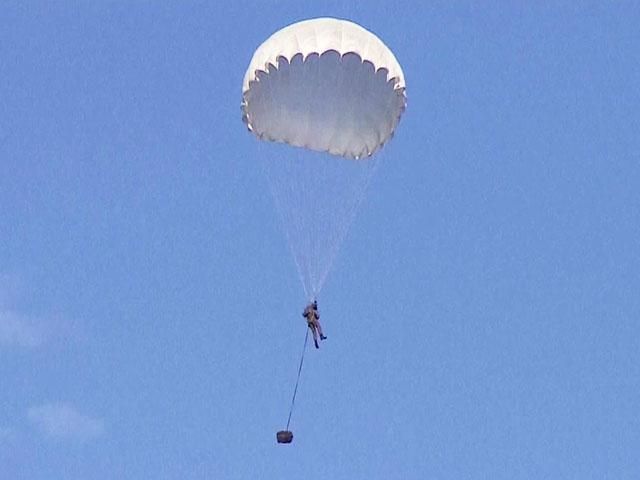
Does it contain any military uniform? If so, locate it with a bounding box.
[303,302,326,348]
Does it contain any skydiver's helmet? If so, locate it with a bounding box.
[312,300,318,310]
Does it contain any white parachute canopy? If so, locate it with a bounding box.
[242,18,406,298]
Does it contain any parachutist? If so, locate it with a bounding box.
[303,300,327,349]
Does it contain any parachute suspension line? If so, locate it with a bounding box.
[259,154,306,298]
[310,154,384,298]
[262,143,381,300]
[285,328,309,431]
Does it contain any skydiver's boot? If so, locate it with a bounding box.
[314,339,319,349]
[320,335,327,340]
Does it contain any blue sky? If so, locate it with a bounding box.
[1,2,639,479]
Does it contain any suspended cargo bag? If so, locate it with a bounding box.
[276,430,294,444]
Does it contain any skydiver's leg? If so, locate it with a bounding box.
[309,324,319,349]
[316,320,327,340]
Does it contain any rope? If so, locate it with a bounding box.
[285,328,309,431]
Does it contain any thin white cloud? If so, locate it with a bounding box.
[0,272,82,349]
[0,310,46,348]
[27,403,104,441]
[0,274,45,348]
[0,426,11,440]
[0,273,20,308]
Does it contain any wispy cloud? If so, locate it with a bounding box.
[0,273,20,308]
[0,426,11,440]
[0,310,46,348]
[27,403,104,441]
[0,274,45,348]
[0,273,81,349]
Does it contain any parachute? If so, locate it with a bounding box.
[242,17,406,299]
